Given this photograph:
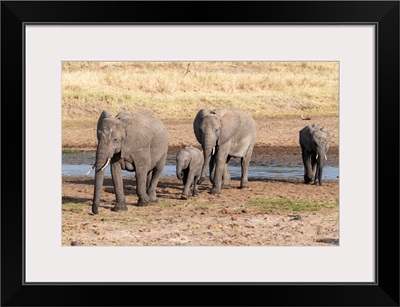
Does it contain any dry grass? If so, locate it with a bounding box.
[62,61,338,121]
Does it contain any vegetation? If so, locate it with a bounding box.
[248,197,338,213]
[62,202,84,213]
[62,61,338,120]
[62,148,80,154]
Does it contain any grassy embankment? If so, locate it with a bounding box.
[62,61,338,131]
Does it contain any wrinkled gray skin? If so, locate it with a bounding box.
[194,108,256,194]
[176,146,204,199]
[299,124,330,186]
[92,110,168,214]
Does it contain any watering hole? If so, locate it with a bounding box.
[62,152,339,180]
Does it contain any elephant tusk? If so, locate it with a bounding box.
[325,154,327,160]
[86,165,95,175]
[212,147,215,156]
[99,158,111,172]
[316,154,319,160]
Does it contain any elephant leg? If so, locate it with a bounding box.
[209,155,216,184]
[187,171,196,197]
[240,147,253,189]
[146,171,152,191]
[222,156,232,189]
[193,175,199,196]
[181,169,191,199]
[209,155,225,194]
[302,151,313,184]
[110,161,127,211]
[311,155,318,184]
[135,167,152,207]
[147,153,167,203]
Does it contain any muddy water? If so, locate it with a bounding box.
[62,152,339,180]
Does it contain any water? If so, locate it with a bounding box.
[62,163,338,180]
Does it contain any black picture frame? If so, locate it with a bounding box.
[1,1,399,306]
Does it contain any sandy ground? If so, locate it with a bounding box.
[62,116,339,246]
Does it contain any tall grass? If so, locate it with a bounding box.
[62,62,338,120]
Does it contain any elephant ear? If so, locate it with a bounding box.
[116,112,133,128]
[193,109,209,143]
[97,110,112,132]
[321,127,331,153]
[121,114,153,159]
[215,109,241,145]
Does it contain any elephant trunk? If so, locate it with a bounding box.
[199,138,215,184]
[176,163,184,180]
[95,139,112,172]
[92,140,112,214]
[92,169,105,214]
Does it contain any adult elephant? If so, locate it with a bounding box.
[193,108,256,194]
[299,124,330,186]
[92,110,168,214]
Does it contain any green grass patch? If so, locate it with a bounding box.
[248,197,337,213]
[63,202,84,213]
[62,148,81,154]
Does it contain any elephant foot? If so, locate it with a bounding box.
[92,205,99,215]
[240,185,249,189]
[150,198,158,203]
[222,184,232,189]
[181,194,189,200]
[193,190,199,196]
[136,199,149,207]
[147,191,157,201]
[304,175,312,184]
[111,204,128,212]
[197,177,206,184]
[209,187,221,195]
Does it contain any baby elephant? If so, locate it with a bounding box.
[299,124,330,185]
[176,146,204,199]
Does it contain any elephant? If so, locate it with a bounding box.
[299,124,330,186]
[176,146,204,199]
[92,110,168,214]
[193,108,256,194]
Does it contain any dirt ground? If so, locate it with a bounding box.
[62,116,339,246]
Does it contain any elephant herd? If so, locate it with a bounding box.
[91,108,330,214]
